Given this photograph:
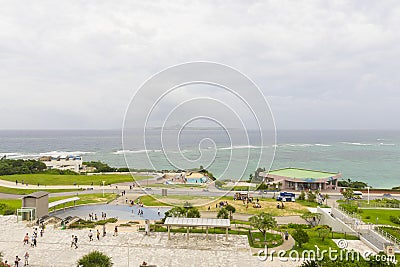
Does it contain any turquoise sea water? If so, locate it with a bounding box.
[0,129,399,188]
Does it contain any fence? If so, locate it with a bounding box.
[358,202,400,209]
[375,226,400,250]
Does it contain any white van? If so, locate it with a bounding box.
[353,191,363,199]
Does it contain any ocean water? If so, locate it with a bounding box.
[0,129,399,188]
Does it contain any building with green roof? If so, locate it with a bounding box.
[259,168,341,191]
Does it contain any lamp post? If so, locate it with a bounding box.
[102,181,105,197]
[367,186,370,205]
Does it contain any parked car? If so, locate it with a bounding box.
[276,192,295,202]
[383,193,392,198]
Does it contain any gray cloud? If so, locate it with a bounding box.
[0,0,399,129]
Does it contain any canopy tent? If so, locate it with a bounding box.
[164,217,230,241]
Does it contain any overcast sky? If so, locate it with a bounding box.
[1,1,399,130]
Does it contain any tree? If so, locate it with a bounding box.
[249,212,277,244]
[341,188,354,203]
[318,227,331,241]
[292,228,309,248]
[323,194,329,205]
[225,204,236,220]
[217,208,229,219]
[249,173,253,182]
[77,251,113,267]
[186,207,200,218]
[307,191,316,203]
[298,191,306,201]
[256,183,268,190]
[301,212,321,226]
[163,206,200,222]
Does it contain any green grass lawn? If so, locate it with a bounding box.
[0,173,150,186]
[360,209,400,226]
[0,193,117,215]
[287,229,359,255]
[0,186,83,195]
[249,231,283,248]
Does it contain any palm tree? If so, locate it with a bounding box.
[225,204,236,220]
[217,208,229,219]
[324,194,329,206]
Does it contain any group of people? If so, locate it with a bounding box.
[16,225,45,266]
[215,201,229,209]
[88,212,107,221]
[137,208,144,216]
[13,252,29,267]
[23,226,43,248]
[88,229,101,241]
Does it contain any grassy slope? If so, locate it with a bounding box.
[379,226,400,239]
[0,193,117,215]
[0,174,149,185]
[287,229,359,254]
[0,186,83,195]
[360,209,400,226]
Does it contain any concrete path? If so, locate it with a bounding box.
[250,230,295,254]
[0,215,303,267]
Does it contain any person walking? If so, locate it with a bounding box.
[96,229,100,241]
[74,235,78,248]
[14,256,21,267]
[71,235,78,249]
[284,231,289,241]
[23,252,29,266]
[102,224,106,237]
[157,208,160,216]
[23,233,29,245]
[88,230,93,241]
[113,226,118,236]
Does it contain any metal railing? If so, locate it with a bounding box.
[375,226,400,250]
[358,202,400,209]
[337,206,362,220]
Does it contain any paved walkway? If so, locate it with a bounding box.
[0,215,302,267]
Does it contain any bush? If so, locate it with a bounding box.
[389,216,400,225]
[292,228,309,248]
[306,191,316,202]
[69,218,118,229]
[365,216,371,219]
[256,183,268,190]
[287,223,310,229]
[298,191,306,201]
[0,203,14,216]
[77,251,113,267]
[214,180,224,188]
[339,204,359,214]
